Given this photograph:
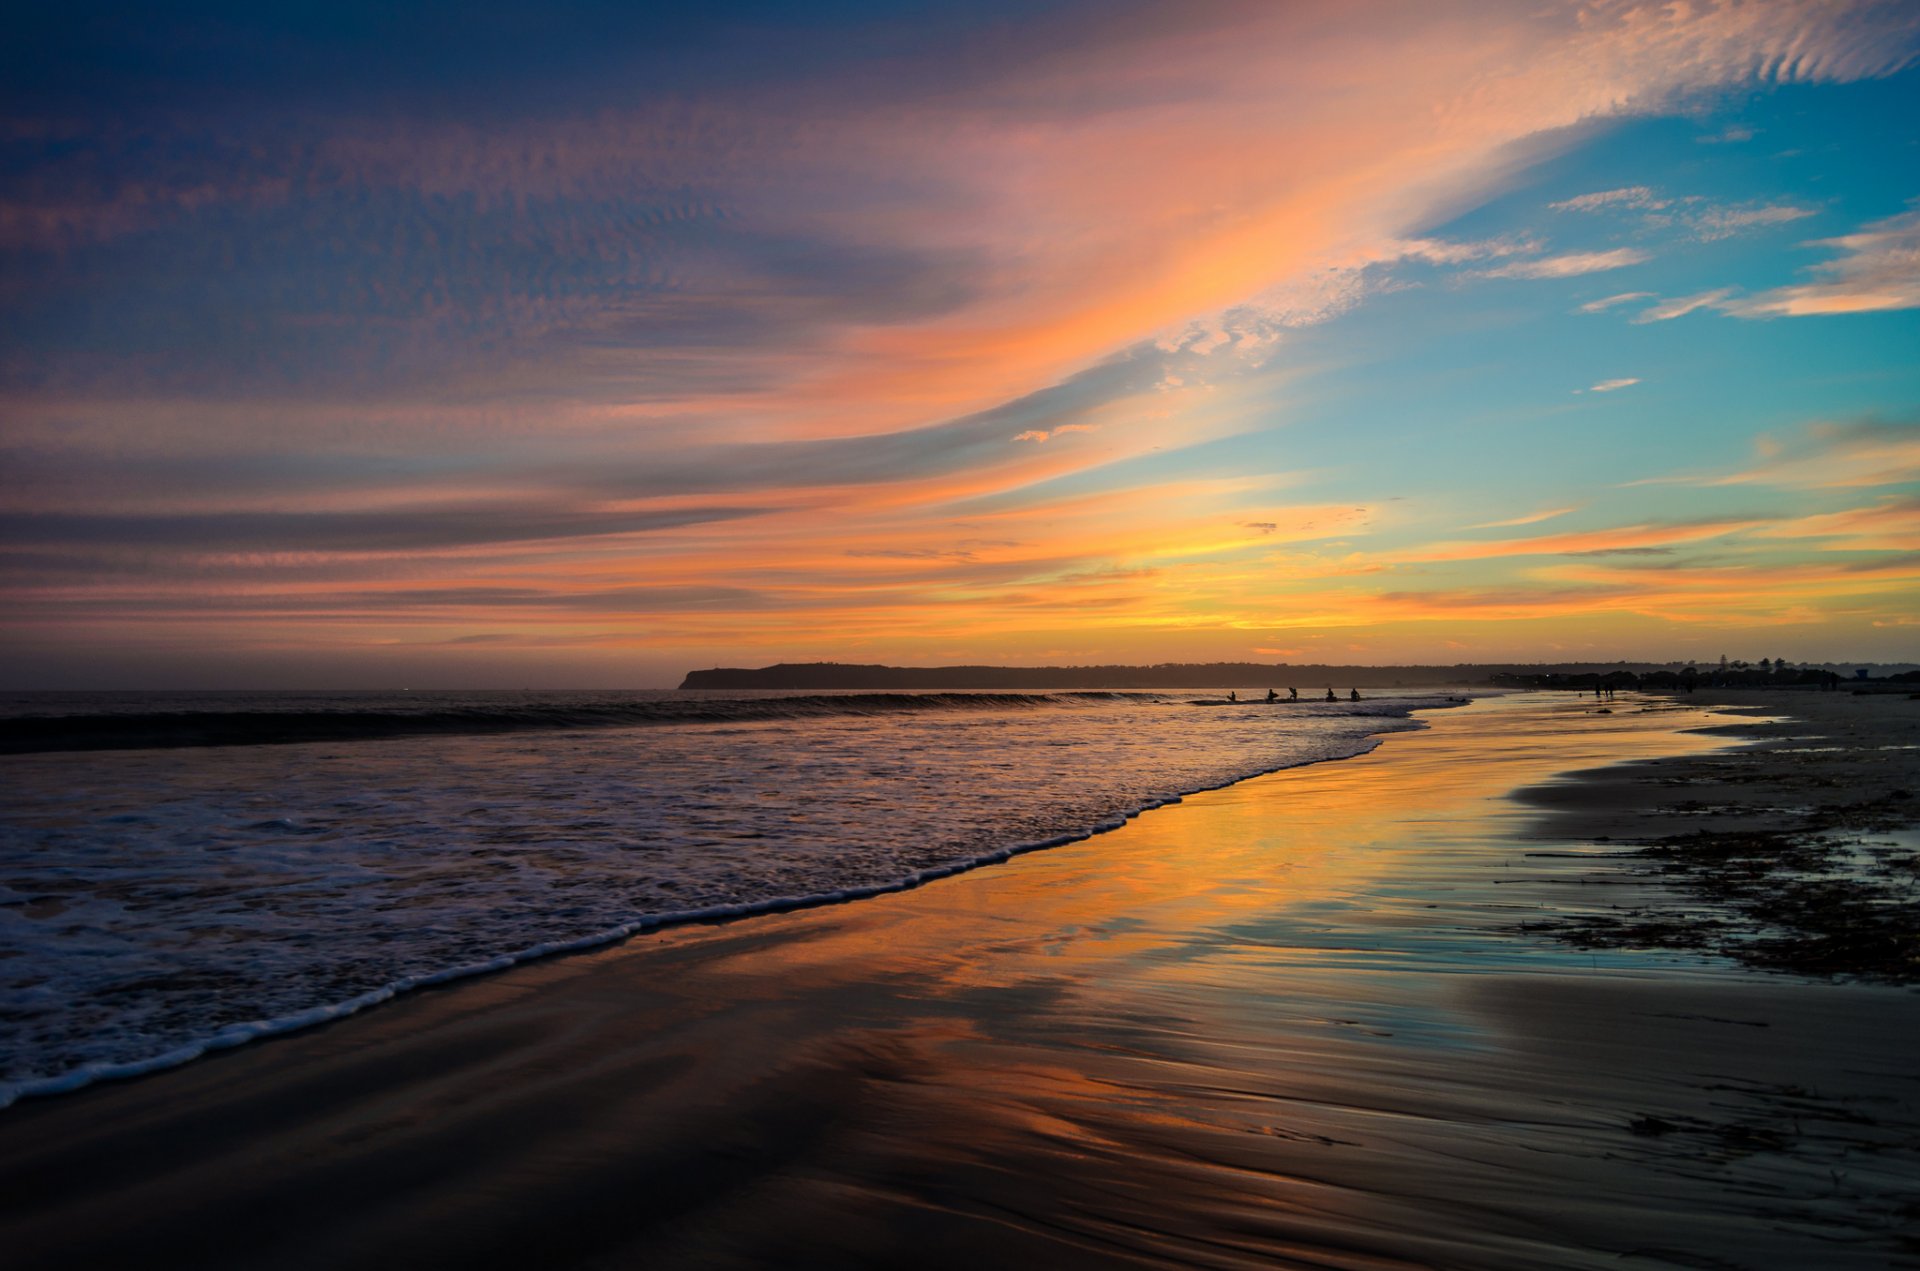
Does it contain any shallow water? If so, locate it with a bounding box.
[0,688,1442,1099]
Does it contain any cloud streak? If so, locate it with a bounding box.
[1723,206,1920,316]
[1550,187,1671,213]
[1633,288,1740,322]
[1477,248,1652,279]
[1467,507,1577,530]
[1578,291,1654,312]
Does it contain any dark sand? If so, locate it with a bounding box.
[2,692,1917,1269]
[1516,688,1920,979]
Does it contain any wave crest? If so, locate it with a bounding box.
[0,691,1151,754]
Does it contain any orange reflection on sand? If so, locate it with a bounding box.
[716,696,1736,997]
[536,695,1765,1265]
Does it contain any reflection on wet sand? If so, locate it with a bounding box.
[1,694,1915,1269]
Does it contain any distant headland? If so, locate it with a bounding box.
[679,660,1920,691]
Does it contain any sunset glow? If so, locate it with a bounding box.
[6,1,1919,685]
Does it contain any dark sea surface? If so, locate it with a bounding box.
[0,688,1455,1103]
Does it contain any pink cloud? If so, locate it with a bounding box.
[1722,207,1920,317]
[1478,248,1652,279]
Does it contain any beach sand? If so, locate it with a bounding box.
[2,692,1916,1269]
[1516,688,1920,979]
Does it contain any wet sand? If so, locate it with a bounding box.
[1517,688,1920,978]
[2,692,1917,1269]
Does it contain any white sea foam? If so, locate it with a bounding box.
[0,691,1456,1107]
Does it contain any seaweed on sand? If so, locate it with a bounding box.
[1526,790,1920,983]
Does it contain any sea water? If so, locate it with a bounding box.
[0,688,1453,1103]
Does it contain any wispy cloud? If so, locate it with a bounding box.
[1722,207,1920,316]
[1551,181,1816,241]
[1012,424,1097,444]
[1414,517,1766,562]
[1550,186,1671,213]
[1578,291,1654,312]
[1632,287,1740,322]
[1477,248,1652,279]
[1467,507,1577,529]
[1623,208,1920,326]
[1622,420,1920,490]
[1751,497,1920,551]
[1393,236,1537,265]
[1586,378,1642,393]
[1689,203,1817,241]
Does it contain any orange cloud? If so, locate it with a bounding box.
[1411,517,1765,561]
[1751,497,1920,550]
[1467,507,1578,529]
[1623,421,1920,490]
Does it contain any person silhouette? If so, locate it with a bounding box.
[1349,688,1360,701]
[1227,690,1236,702]
[1266,688,1277,702]
[1324,687,1336,701]
[1288,687,1298,700]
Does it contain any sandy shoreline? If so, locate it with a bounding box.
[2,692,1916,1268]
[1516,688,1920,979]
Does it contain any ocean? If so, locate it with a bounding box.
[0,687,1457,1105]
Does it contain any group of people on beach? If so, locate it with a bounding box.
[1224,687,1362,702]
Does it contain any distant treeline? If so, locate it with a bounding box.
[1495,666,1920,691]
[678,660,1919,691]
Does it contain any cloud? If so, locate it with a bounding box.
[1720,207,1920,316]
[1632,287,1740,322]
[1689,202,1817,241]
[1578,291,1654,312]
[1551,184,1816,241]
[1623,419,1920,490]
[1414,516,1768,562]
[1696,123,1757,143]
[1550,186,1671,213]
[1156,234,1534,356]
[1587,378,1641,393]
[1477,248,1652,279]
[1012,423,1097,444]
[0,501,769,556]
[1715,421,1920,489]
[1467,507,1577,530]
[7,0,1909,419]
[1394,236,1538,265]
[1751,497,1920,551]
[1565,545,1672,557]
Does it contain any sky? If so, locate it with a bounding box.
[3,0,1919,688]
